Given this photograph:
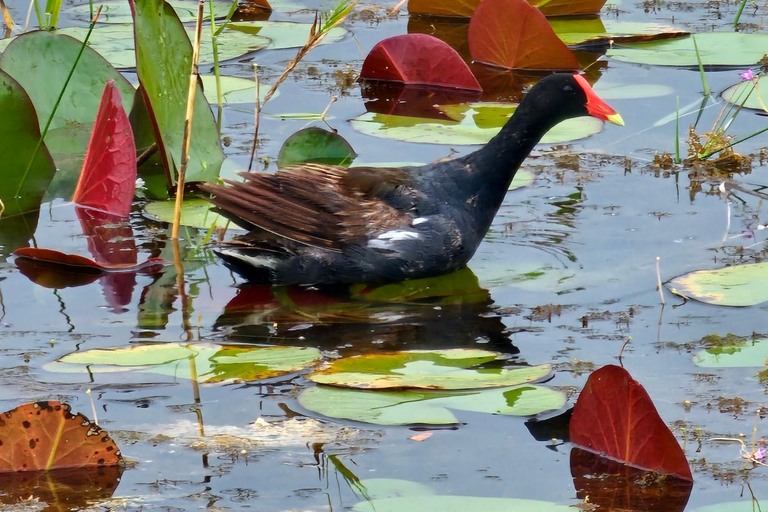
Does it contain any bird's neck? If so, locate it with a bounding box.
[459,101,563,232]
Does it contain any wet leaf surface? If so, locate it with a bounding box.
[570,365,693,481]
[277,127,358,168]
[145,198,244,229]
[13,247,167,275]
[360,33,481,91]
[352,495,572,511]
[299,384,566,425]
[667,262,768,307]
[131,0,224,185]
[308,349,550,390]
[350,110,603,145]
[468,0,578,70]
[47,343,323,384]
[608,33,768,66]
[73,81,136,216]
[0,401,122,471]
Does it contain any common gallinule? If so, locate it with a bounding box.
[201,73,624,285]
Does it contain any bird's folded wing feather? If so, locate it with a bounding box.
[200,164,416,251]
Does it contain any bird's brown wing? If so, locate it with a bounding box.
[199,163,415,251]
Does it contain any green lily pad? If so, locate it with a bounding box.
[608,33,768,67]
[509,169,535,190]
[42,20,347,68]
[45,342,322,384]
[66,0,234,23]
[298,384,566,425]
[144,198,246,230]
[308,349,550,390]
[352,496,572,512]
[350,107,603,146]
[667,262,768,307]
[277,127,357,168]
[721,77,768,111]
[132,0,224,185]
[0,70,57,218]
[552,19,688,46]
[592,82,675,100]
[693,338,768,368]
[357,479,435,500]
[349,267,488,304]
[200,75,276,105]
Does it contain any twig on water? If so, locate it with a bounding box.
[656,256,665,305]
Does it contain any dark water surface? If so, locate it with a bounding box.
[2,0,768,510]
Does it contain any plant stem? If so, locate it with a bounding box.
[734,0,748,27]
[171,0,204,240]
[674,96,680,164]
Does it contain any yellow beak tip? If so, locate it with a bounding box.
[607,112,625,127]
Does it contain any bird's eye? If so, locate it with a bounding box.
[564,85,573,91]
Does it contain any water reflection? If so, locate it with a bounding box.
[213,268,520,356]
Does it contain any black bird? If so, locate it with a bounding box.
[201,73,624,285]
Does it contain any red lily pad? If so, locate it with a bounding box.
[360,34,481,92]
[13,247,167,274]
[569,365,693,481]
[468,0,579,70]
[73,80,137,217]
[0,401,122,472]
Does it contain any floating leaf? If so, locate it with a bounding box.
[46,343,322,384]
[277,127,357,168]
[39,20,347,68]
[352,496,572,512]
[0,70,56,218]
[73,80,136,216]
[722,76,768,111]
[66,0,234,23]
[13,247,167,275]
[350,267,488,303]
[308,349,550,390]
[468,0,578,70]
[552,19,688,46]
[692,338,768,368]
[0,401,121,471]
[667,262,768,307]
[694,501,768,512]
[350,110,603,145]
[200,74,275,105]
[570,365,692,481]
[144,198,245,230]
[130,0,224,185]
[299,384,565,425]
[608,33,768,67]
[360,34,481,91]
[509,169,535,190]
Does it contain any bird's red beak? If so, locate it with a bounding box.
[574,74,625,126]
